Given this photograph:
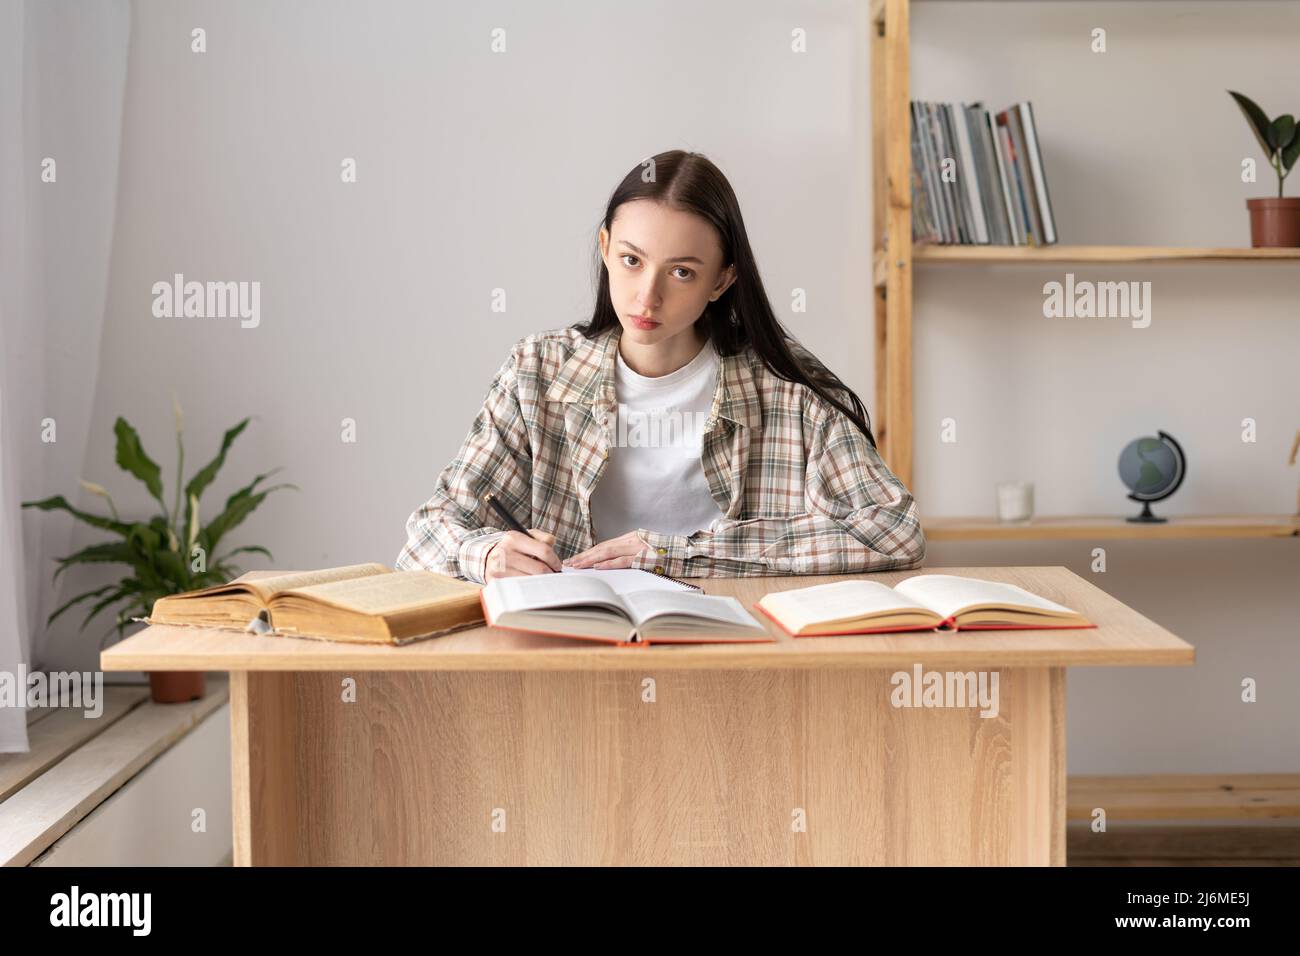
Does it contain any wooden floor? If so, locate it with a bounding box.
[212,826,1299,866]
[1068,825,1300,866]
[212,823,1300,867]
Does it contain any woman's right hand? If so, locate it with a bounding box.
[484,530,563,581]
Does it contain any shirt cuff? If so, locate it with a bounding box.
[630,529,690,578]
[458,530,508,584]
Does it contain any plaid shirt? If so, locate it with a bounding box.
[395,324,926,583]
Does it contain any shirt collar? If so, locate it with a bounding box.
[546,324,762,431]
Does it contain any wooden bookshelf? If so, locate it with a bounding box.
[926,514,1300,542]
[915,245,1300,263]
[870,0,913,486]
[869,1,1299,539]
[874,246,1300,285]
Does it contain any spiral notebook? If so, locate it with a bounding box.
[560,567,702,592]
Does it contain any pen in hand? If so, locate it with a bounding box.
[480,493,562,576]
[482,493,533,537]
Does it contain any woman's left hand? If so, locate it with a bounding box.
[564,531,651,570]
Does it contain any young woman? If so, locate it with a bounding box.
[396,150,925,583]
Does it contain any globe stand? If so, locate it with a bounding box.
[1126,500,1167,523]
[1120,431,1185,525]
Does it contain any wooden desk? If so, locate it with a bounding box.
[100,566,1193,866]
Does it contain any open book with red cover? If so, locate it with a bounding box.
[481,568,773,646]
[755,574,1095,637]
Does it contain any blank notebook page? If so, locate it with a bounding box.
[559,567,695,595]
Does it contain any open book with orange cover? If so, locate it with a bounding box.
[755,574,1095,637]
[145,563,484,645]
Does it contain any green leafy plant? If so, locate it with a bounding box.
[1229,90,1299,198]
[21,398,297,648]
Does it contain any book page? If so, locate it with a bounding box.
[759,579,935,629]
[279,570,479,616]
[893,574,1079,620]
[620,591,763,630]
[255,563,392,598]
[560,567,695,595]
[485,573,629,618]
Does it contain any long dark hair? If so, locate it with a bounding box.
[574,149,877,449]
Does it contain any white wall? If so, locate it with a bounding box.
[43,0,876,659]
[37,0,1298,773]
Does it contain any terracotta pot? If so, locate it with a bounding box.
[1246,197,1300,247]
[148,671,206,703]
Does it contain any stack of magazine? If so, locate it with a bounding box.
[910,100,1057,246]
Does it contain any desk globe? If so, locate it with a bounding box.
[1118,430,1186,523]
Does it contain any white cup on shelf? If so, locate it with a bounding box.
[996,481,1034,522]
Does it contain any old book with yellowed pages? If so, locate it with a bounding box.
[145,563,483,645]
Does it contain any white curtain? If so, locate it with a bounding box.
[0,0,131,753]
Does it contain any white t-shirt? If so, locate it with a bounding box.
[588,338,725,540]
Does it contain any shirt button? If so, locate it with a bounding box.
[656,547,666,555]
[653,565,664,575]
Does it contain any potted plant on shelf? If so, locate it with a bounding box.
[1228,90,1300,247]
[22,398,296,703]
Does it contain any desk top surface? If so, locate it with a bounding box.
[100,565,1194,672]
